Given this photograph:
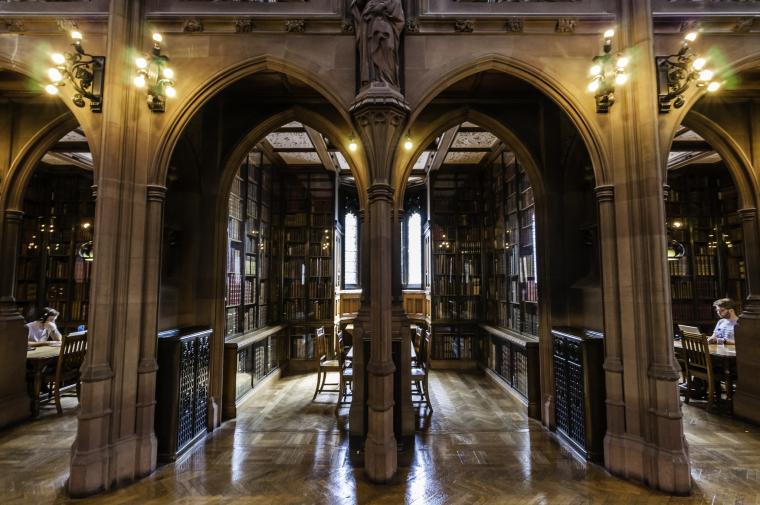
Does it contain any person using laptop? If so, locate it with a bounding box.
[707,298,739,345]
[26,307,62,346]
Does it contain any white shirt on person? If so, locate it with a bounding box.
[26,321,62,342]
[713,318,737,342]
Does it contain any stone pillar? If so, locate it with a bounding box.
[351,84,408,482]
[0,209,31,429]
[595,185,626,473]
[601,1,690,494]
[349,208,368,436]
[392,205,413,435]
[69,0,161,496]
[733,208,760,423]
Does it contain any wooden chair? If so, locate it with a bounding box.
[411,332,433,412]
[45,330,87,414]
[681,330,717,410]
[312,327,341,400]
[335,331,353,414]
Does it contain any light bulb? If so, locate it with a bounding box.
[587,80,600,93]
[82,222,91,229]
[44,84,59,95]
[615,73,628,85]
[133,75,146,88]
[404,137,413,151]
[51,53,66,65]
[672,220,683,229]
[698,69,714,82]
[47,67,63,83]
[135,57,148,69]
[348,137,357,152]
[684,32,698,43]
[603,29,615,39]
[164,85,177,98]
[616,56,629,68]
[162,67,174,79]
[589,64,602,77]
[707,81,721,92]
[152,32,163,43]
[70,31,83,41]
[692,57,706,71]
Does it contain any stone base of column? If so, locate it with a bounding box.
[735,316,760,424]
[69,435,141,497]
[0,300,30,429]
[390,301,413,436]
[364,419,398,482]
[604,432,691,495]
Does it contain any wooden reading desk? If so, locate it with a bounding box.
[674,339,737,409]
[26,343,62,417]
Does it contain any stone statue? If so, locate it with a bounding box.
[351,0,405,89]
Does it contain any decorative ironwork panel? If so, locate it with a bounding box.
[553,343,569,436]
[177,339,197,451]
[513,345,528,398]
[194,334,210,437]
[567,359,586,448]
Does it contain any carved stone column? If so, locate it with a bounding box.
[602,1,690,494]
[69,0,161,496]
[595,185,626,472]
[392,205,413,435]
[0,209,31,429]
[351,83,408,482]
[733,208,760,423]
[349,208,368,437]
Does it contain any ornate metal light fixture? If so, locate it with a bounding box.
[587,29,629,113]
[656,31,720,113]
[44,31,105,112]
[134,32,177,112]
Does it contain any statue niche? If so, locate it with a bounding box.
[351,0,405,90]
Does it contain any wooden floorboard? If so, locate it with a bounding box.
[1,370,759,503]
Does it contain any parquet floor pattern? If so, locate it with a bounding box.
[2,371,760,504]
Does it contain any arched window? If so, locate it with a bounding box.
[344,212,359,287]
[406,212,422,288]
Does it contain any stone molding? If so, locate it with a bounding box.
[146,184,167,202]
[454,19,474,33]
[594,184,614,202]
[285,19,305,32]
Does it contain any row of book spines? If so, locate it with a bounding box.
[432,278,481,295]
[291,336,316,359]
[671,300,716,323]
[283,301,333,320]
[669,258,689,276]
[285,244,333,257]
[694,255,716,276]
[283,282,333,299]
[433,335,474,360]
[432,299,480,320]
[284,229,334,242]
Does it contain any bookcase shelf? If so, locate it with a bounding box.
[16,167,94,332]
[667,164,746,333]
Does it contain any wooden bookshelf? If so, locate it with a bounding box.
[280,169,336,367]
[16,167,94,332]
[667,165,746,333]
[225,151,274,338]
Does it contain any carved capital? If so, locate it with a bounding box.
[183,18,204,33]
[739,207,758,221]
[2,19,24,33]
[648,363,681,382]
[285,19,305,33]
[147,184,167,203]
[3,209,24,224]
[406,18,419,33]
[733,17,756,33]
[594,184,614,203]
[235,18,255,33]
[455,19,474,33]
[555,18,576,33]
[56,19,79,34]
[368,184,395,204]
[505,18,523,33]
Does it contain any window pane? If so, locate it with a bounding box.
[345,212,358,286]
[408,212,422,287]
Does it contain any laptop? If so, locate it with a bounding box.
[677,324,702,336]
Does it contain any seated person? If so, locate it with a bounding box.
[707,298,739,345]
[26,307,63,346]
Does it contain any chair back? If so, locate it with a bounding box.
[419,332,431,372]
[55,330,87,383]
[682,330,712,380]
[315,327,329,361]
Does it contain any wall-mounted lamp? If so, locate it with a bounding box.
[403,134,413,151]
[587,29,628,113]
[348,134,358,152]
[78,240,94,262]
[667,238,686,261]
[45,31,106,112]
[656,31,720,113]
[134,32,177,113]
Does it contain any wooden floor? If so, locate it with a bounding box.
[3,370,760,504]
